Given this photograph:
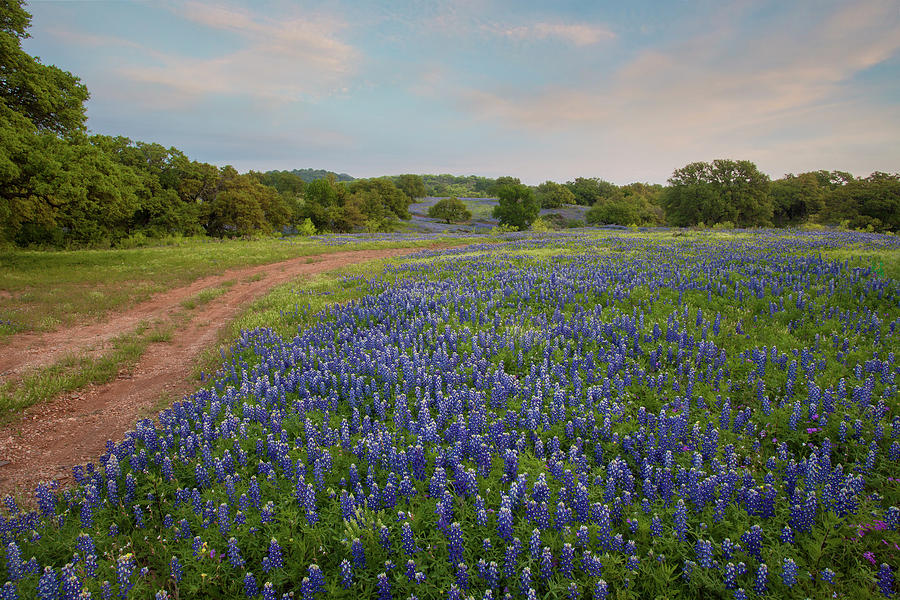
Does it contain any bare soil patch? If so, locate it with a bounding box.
[0,247,429,496]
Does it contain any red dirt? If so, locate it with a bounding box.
[0,247,432,497]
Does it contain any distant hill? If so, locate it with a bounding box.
[288,168,355,183]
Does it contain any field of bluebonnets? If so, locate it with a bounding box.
[3,229,900,600]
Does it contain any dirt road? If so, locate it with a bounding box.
[0,247,427,497]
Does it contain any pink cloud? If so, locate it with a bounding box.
[486,21,615,46]
[102,2,359,107]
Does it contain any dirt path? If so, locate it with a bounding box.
[0,247,430,497]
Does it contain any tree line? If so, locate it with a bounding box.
[2,1,897,248]
[0,2,423,247]
[431,165,898,233]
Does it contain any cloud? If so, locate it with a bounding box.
[97,2,359,107]
[454,1,900,136]
[45,28,143,50]
[490,22,615,46]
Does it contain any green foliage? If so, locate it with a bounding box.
[347,177,411,221]
[1,127,144,246]
[0,0,89,135]
[287,168,354,183]
[489,175,522,196]
[565,177,618,206]
[419,174,496,197]
[821,172,900,232]
[663,159,772,227]
[586,195,643,226]
[534,180,576,208]
[490,223,519,234]
[493,183,539,229]
[587,183,663,226]
[204,166,291,237]
[252,170,306,197]
[394,174,426,201]
[529,216,552,232]
[770,173,825,227]
[301,177,360,233]
[296,218,316,236]
[427,196,472,223]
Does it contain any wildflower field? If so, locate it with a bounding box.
[3,230,900,600]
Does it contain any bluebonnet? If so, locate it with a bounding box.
[116,554,137,599]
[782,557,798,588]
[376,572,391,600]
[37,566,58,600]
[351,538,365,568]
[878,564,895,597]
[227,538,244,568]
[448,522,464,566]
[340,559,353,589]
[754,563,768,594]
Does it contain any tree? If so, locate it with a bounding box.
[663,159,771,227]
[769,173,824,226]
[202,166,292,237]
[493,183,539,229]
[587,193,645,226]
[0,0,89,134]
[709,159,772,226]
[395,174,426,201]
[822,172,900,232]
[253,170,306,197]
[490,176,521,196]
[534,181,576,208]
[810,170,855,190]
[1,129,141,246]
[565,177,617,206]
[347,178,411,221]
[428,197,471,223]
[300,176,369,233]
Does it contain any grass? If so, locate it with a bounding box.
[0,237,461,422]
[195,259,391,382]
[179,285,230,310]
[462,199,496,220]
[0,320,171,424]
[0,234,470,338]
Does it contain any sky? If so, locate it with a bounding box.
[22,0,900,185]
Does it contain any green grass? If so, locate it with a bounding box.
[180,285,230,310]
[0,321,169,423]
[0,237,467,421]
[0,235,469,338]
[462,199,496,220]
[195,258,394,382]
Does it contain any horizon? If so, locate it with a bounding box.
[23,0,900,185]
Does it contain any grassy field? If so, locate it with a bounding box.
[0,234,475,339]
[0,320,172,423]
[0,234,487,423]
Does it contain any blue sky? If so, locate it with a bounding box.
[23,0,900,184]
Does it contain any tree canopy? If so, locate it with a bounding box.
[395,174,426,201]
[493,183,539,230]
[565,177,617,206]
[0,0,88,135]
[663,160,772,227]
[428,197,471,223]
[534,181,576,208]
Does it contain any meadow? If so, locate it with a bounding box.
[0,234,476,338]
[1,229,899,600]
